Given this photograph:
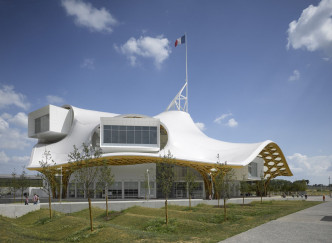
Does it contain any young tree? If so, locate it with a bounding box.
[18,167,29,203]
[68,143,102,231]
[10,169,19,201]
[214,169,224,208]
[96,162,114,218]
[157,150,175,225]
[185,167,199,209]
[39,150,58,219]
[239,175,250,206]
[214,160,234,221]
[256,174,265,203]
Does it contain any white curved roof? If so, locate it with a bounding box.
[28,105,292,178]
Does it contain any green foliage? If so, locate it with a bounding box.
[39,150,59,197]
[17,167,29,202]
[185,167,199,196]
[157,151,175,199]
[95,161,114,195]
[68,143,104,231]
[292,180,307,192]
[268,179,308,194]
[10,169,19,199]
[68,143,102,199]
[239,175,250,198]
[214,161,235,201]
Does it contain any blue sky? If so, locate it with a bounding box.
[0,0,331,185]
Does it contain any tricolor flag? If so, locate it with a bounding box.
[175,35,185,47]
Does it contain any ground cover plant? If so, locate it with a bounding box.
[0,200,321,242]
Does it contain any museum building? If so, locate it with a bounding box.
[27,86,293,199]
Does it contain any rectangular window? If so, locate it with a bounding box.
[124,181,138,198]
[150,127,157,144]
[111,128,119,143]
[103,125,158,145]
[108,182,122,199]
[134,129,141,144]
[35,114,49,134]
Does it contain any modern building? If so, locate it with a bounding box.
[27,85,293,199]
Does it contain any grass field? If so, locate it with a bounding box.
[0,200,321,243]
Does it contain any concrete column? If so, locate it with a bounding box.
[122,181,125,199]
[154,181,157,198]
[138,181,141,198]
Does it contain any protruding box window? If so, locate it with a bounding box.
[35,114,49,134]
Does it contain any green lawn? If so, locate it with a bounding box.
[0,200,321,243]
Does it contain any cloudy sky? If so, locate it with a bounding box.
[0,0,331,185]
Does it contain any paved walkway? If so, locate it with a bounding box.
[221,197,332,243]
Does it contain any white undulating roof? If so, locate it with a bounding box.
[28,105,292,177]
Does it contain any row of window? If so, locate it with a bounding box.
[103,125,158,145]
[68,181,156,199]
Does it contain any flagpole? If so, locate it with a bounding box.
[185,33,188,112]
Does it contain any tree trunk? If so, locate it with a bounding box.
[88,198,93,231]
[218,198,220,208]
[242,195,244,206]
[48,194,52,219]
[223,197,227,221]
[106,195,109,217]
[261,195,263,204]
[165,198,168,225]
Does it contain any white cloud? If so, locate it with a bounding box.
[0,151,30,167]
[226,118,238,128]
[214,113,238,128]
[7,112,28,128]
[0,127,32,150]
[214,113,232,124]
[61,0,117,33]
[46,95,65,105]
[0,85,30,110]
[81,58,95,69]
[0,151,10,164]
[322,57,330,61]
[115,36,171,68]
[288,69,300,81]
[0,117,9,131]
[286,153,332,184]
[1,113,12,120]
[0,116,33,150]
[287,0,332,56]
[195,122,206,131]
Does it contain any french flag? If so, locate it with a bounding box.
[175,35,185,47]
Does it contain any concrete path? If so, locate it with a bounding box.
[221,197,332,243]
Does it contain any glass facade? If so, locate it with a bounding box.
[124,181,138,198]
[140,181,155,198]
[35,114,49,134]
[103,125,157,145]
[108,182,122,199]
